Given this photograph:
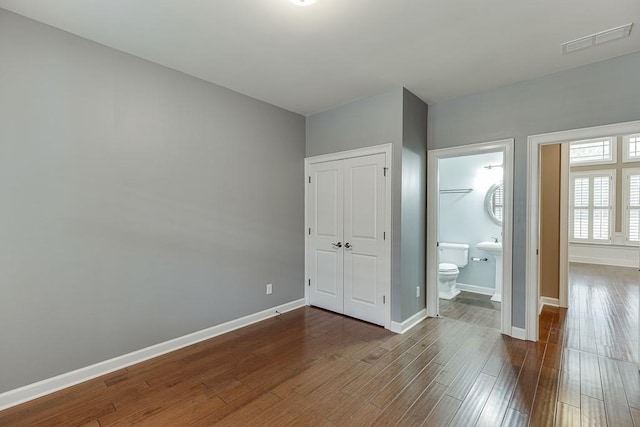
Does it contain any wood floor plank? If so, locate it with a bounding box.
[580,351,604,400]
[618,359,640,409]
[474,338,528,427]
[1,263,637,427]
[420,394,462,427]
[599,355,634,427]
[215,392,281,426]
[444,332,499,401]
[370,361,443,425]
[557,347,581,407]
[529,366,559,427]
[396,382,447,426]
[556,401,581,427]
[508,342,545,414]
[500,408,528,427]
[581,394,607,427]
[448,372,496,427]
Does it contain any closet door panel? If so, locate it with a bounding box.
[307,160,344,314]
[343,153,387,326]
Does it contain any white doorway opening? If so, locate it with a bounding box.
[526,119,640,341]
[427,139,514,336]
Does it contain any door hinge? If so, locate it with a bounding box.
[308,279,311,287]
[536,249,539,255]
[383,295,386,304]
[308,227,311,235]
[308,176,311,184]
[383,231,386,240]
[383,167,388,177]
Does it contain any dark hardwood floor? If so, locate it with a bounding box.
[439,291,501,330]
[0,262,638,426]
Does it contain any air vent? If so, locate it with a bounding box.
[562,23,633,54]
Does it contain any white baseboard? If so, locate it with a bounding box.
[0,298,306,411]
[569,243,640,268]
[511,327,527,340]
[455,282,495,296]
[390,308,427,334]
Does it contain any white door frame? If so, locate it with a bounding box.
[304,143,393,330]
[526,119,640,341]
[427,139,514,336]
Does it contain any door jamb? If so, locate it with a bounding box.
[304,143,393,330]
[426,139,514,337]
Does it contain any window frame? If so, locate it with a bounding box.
[568,137,616,166]
[622,134,640,163]
[623,167,640,246]
[569,169,615,244]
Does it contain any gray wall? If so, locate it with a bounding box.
[306,88,428,322]
[428,51,640,328]
[400,89,428,320]
[439,152,503,288]
[0,9,305,393]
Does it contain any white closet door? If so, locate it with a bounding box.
[307,160,344,314]
[343,153,387,326]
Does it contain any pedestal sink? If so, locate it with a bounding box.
[476,241,503,302]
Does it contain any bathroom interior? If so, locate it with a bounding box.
[437,151,504,329]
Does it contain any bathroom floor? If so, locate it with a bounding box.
[439,291,501,329]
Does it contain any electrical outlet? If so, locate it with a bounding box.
[416,286,420,298]
[266,283,272,295]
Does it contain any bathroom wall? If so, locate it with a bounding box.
[439,152,503,290]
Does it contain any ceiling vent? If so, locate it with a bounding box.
[562,23,633,54]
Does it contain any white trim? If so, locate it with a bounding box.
[390,309,427,334]
[568,136,616,166]
[304,143,393,330]
[455,282,495,296]
[540,296,560,308]
[559,143,569,308]
[569,242,640,268]
[527,120,640,343]
[622,167,640,245]
[304,143,393,164]
[0,299,306,411]
[427,139,514,337]
[622,133,640,163]
[511,327,527,341]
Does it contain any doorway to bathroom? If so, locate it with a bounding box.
[427,139,514,336]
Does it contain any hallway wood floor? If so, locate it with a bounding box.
[0,263,638,426]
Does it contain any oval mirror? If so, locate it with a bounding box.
[485,182,504,225]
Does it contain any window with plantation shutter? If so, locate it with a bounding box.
[569,170,614,243]
[623,168,640,244]
[569,137,616,165]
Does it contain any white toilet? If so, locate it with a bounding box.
[438,243,469,300]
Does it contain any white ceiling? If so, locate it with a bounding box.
[1,0,639,116]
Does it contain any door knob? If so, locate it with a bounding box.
[332,242,342,248]
[344,243,352,249]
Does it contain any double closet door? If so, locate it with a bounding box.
[306,152,388,327]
